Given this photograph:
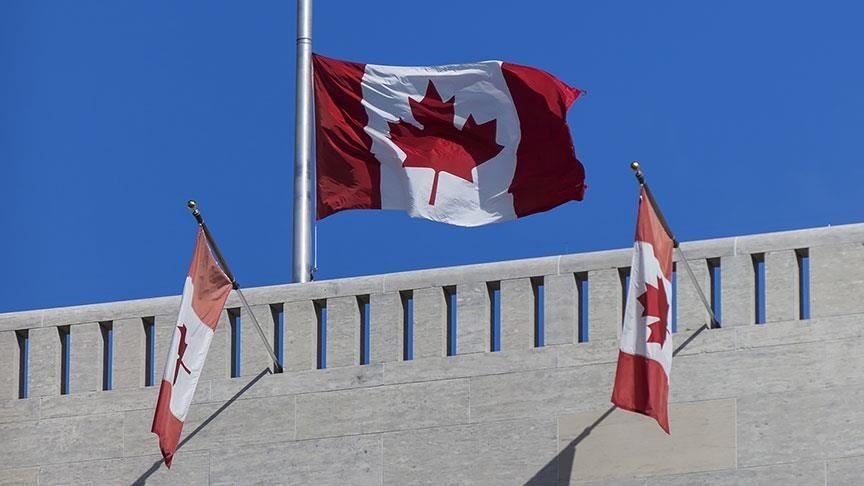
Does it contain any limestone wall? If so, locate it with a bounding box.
[1,223,863,484]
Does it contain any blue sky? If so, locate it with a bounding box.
[3,2,863,313]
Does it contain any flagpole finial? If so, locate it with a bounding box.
[630,161,640,172]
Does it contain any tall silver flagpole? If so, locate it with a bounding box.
[292,0,314,283]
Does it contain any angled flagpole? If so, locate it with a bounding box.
[292,0,314,283]
[630,161,720,329]
[187,200,283,372]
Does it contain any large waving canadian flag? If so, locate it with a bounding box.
[611,187,675,433]
[152,228,232,467]
[312,53,586,226]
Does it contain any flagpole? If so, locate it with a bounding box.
[630,161,720,329]
[292,0,314,283]
[187,200,284,372]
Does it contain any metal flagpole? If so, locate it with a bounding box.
[630,161,720,329]
[187,200,283,373]
[292,0,314,283]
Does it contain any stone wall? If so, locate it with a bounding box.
[1,223,863,485]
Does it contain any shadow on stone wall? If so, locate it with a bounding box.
[133,367,272,485]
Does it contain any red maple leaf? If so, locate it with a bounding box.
[637,277,670,347]
[389,80,504,205]
[173,323,192,385]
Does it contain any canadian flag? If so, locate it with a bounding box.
[611,187,675,433]
[312,53,586,226]
[151,228,232,467]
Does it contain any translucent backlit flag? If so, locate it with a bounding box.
[313,53,586,226]
[611,186,675,433]
[151,228,232,467]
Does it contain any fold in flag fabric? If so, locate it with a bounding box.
[611,187,675,433]
[151,228,232,467]
[313,53,586,226]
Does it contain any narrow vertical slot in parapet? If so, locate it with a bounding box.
[270,304,284,373]
[531,277,545,348]
[100,321,113,390]
[358,295,370,365]
[619,267,631,321]
[228,308,241,378]
[314,300,327,369]
[17,330,28,399]
[59,326,70,395]
[488,281,501,352]
[143,317,155,386]
[753,253,766,324]
[796,248,810,320]
[400,291,413,361]
[708,258,722,326]
[577,272,589,342]
[444,286,457,356]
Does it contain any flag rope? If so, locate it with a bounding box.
[187,200,284,372]
[630,162,720,329]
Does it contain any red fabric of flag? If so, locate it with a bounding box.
[611,187,674,433]
[313,53,586,226]
[151,228,232,467]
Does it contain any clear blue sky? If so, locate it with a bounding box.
[3,2,863,313]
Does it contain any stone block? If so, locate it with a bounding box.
[828,455,864,485]
[295,378,468,439]
[123,394,296,457]
[501,278,534,350]
[325,295,361,368]
[113,318,146,390]
[557,399,735,482]
[0,413,123,467]
[0,331,20,400]
[544,273,579,345]
[370,292,403,364]
[455,281,491,354]
[675,258,712,331]
[587,268,623,342]
[69,323,102,394]
[383,346,556,385]
[810,243,864,318]
[39,387,159,419]
[764,250,800,323]
[27,327,60,398]
[0,398,39,425]
[283,300,318,372]
[0,467,38,485]
[37,451,210,485]
[738,384,864,467]
[383,418,557,486]
[469,365,614,423]
[209,364,383,402]
[210,434,382,486]
[648,461,825,485]
[720,254,756,327]
[240,304,277,375]
[413,287,447,359]
[672,335,864,403]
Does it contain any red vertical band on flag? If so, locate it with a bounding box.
[152,381,183,467]
[635,187,673,279]
[501,62,586,217]
[610,351,670,433]
[313,54,381,219]
[188,230,232,330]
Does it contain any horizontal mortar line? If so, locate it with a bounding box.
[730,334,864,352]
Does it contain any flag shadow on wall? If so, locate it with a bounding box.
[134,367,271,485]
